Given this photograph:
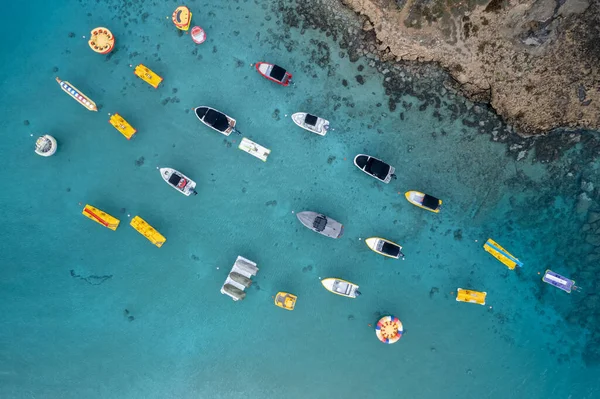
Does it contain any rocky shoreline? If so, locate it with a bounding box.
[338,0,600,137]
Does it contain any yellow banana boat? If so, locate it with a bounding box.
[483,238,523,270]
[130,216,166,248]
[109,113,136,139]
[82,204,120,231]
[134,64,163,89]
[456,288,487,305]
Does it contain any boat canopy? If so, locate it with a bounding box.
[305,114,318,126]
[313,215,327,232]
[366,158,391,180]
[168,173,182,186]
[355,155,368,168]
[381,242,400,258]
[195,107,208,119]
[270,65,286,81]
[422,194,440,210]
[205,109,229,132]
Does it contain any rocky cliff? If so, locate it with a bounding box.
[339,0,600,136]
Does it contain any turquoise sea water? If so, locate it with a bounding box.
[1,1,599,398]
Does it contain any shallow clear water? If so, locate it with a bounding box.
[1,1,599,398]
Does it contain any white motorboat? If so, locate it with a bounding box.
[365,237,405,259]
[320,278,361,298]
[34,135,57,157]
[194,106,239,136]
[354,154,396,184]
[291,112,329,136]
[159,167,198,196]
[296,211,343,239]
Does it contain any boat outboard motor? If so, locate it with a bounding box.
[193,190,198,196]
[355,290,362,297]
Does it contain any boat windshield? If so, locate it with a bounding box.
[305,114,318,126]
[333,280,350,295]
[381,242,400,258]
[270,65,286,81]
[366,158,391,180]
[422,194,440,210]
[312,215,327,232]
[205,109,230,132]
[168,173,182,186]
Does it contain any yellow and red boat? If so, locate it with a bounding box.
[109,113,136,140]
[56,77,97,111]
[82,205,120,231]
[274,292,297,311]
[88,27,115,54]
[456,288,487,305]
[172,6,192,31]
[130,216,166,248]
[134,64,163,89]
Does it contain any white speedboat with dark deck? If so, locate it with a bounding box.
[365,237,405,259]
[194,106,240,136]
[159,167,198,196]
[354,154,396,184]
[296,211,344,239]
[291,113,329,136]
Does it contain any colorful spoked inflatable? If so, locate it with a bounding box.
[375,315,403,344]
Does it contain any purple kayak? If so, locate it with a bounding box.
[542,270,575,293]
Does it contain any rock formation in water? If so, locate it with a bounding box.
[339,0,600,136]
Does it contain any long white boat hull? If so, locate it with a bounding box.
[291,112,328,136]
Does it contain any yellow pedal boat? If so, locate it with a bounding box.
[321,278,361,298]
[456,288,487,305]
[483,238,523,270]
[134,64,163,89]
[405,191,442,213]
[109,113,136,139]
[274,292,297,310]
[130,216,166,248]
[365,237,405,259]
[82,204,120,231]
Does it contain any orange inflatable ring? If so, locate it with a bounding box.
[375,315,403,344]
[88,27,115,54]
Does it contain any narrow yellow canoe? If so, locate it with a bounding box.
[404,191,442,213]
[456,288,487,305]
[134,64,163,89]
[130,216,166,247]
[483,238,523,270]
[274,292,297,311]
[82,204,120,231]
[109,113,136,140]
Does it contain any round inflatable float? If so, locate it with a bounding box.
[172,6,192,31]
[375,315,403,344]
[88,27,115,54]
[191,26,206,44]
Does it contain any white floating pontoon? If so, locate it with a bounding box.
[238,137,270,162]
[221,256,259,301]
